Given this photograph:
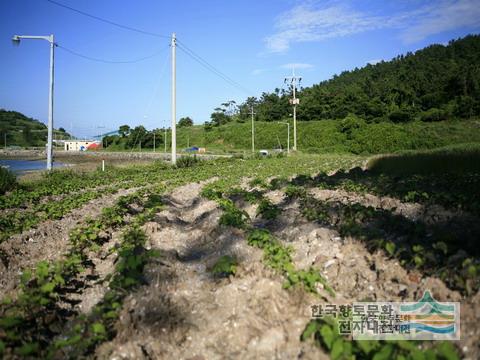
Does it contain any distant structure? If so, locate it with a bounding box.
[64,140,101,151]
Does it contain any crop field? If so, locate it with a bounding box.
[0,152,478,359]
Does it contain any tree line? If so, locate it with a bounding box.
[103,117,193,150]
[207,34,480,128]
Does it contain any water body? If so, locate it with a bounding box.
[0,159,67,174]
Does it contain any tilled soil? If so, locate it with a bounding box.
[95,181,479,359]
[1,177,478,359]
[96,183,325,360]
[0,187,139,296]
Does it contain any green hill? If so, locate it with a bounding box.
[174,119,480,154]
[208,34,480,125]
[0,109,70,148]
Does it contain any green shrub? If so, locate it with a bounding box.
[420,108,449,122]
[337,114,366,138]
[0,167,16,194]
[388,110,413,123]
[176,155,199,168]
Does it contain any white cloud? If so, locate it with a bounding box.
[280,63,314,70]
[399,0,480,44]
[264,0,480,53]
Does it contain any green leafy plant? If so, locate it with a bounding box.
[211,255,237,277]
[218,199,249,228]
[256,199,281,220]
[302,317,460,360]
[176,155,199,168]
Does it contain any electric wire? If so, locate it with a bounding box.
[143,51,170,121]
[45,0,169,38]
[176,40,252,96]
[57,44,169,64]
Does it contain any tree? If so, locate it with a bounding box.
[118,125,130,137]
[178,117,193,127]
[126,126,147,148]
[22,124,32,144]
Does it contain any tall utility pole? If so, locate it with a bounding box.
[48,35,54,169]
[284,68,301,151]
[250,105,256,153]
[12,34,55,170]
[171,33,177,165]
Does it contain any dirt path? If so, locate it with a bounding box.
[0,187,140,296]
[96,182,325,360]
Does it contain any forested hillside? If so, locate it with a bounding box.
[211,35,480,125]
[0,109,70,148]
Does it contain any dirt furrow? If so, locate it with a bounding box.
[0,186,141,296]
[96,182,325,360]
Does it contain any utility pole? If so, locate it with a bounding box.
[284,67,301,151]
[12,34,55,170]
[47,34,55,169]
[153,131,156,152]
[250,105,256,153]
[171,33,177,165]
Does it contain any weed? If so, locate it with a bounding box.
[218,199,249,228]
[0,167,16,195]
[256,199,281,220]
[211,255,237,277]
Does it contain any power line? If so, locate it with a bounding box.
[57,44,169,64]
[176,40,252,95]
[45,0,169,38]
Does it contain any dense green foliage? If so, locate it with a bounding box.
[0,109,70,148]
[215,35,480,124]
[102,125,164,150]
[171,119,480,154]
[178,116,194,127]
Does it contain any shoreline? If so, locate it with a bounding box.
[0,149,230,161]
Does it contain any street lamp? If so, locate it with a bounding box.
[12,34,56,170]
[278,122,290,154]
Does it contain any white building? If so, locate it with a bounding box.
[64,140,101,151]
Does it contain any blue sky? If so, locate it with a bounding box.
[1,0,479,138]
